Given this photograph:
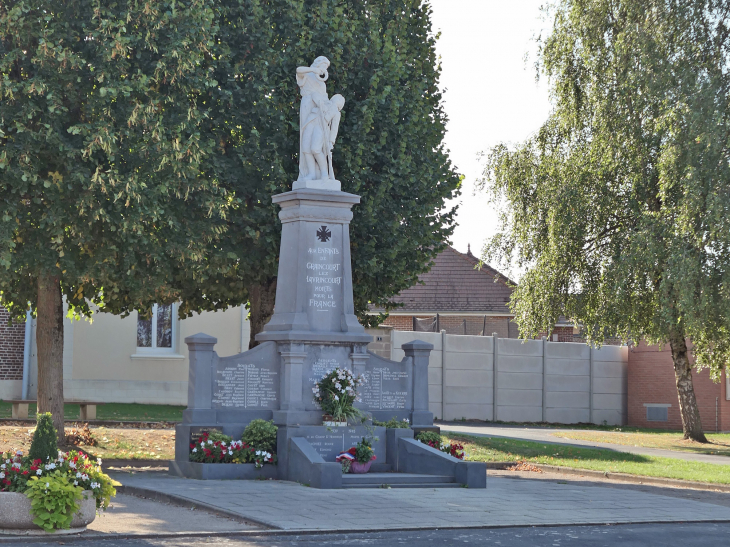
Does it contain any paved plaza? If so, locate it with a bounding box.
[114,472,730,531]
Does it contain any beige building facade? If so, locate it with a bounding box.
[0,304,250,405]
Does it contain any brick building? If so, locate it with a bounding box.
[628,341,730,432]
[373,245,574,340]
[0,306,25,381]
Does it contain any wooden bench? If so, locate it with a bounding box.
[5,400,105,421]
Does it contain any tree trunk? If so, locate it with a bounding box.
[668,327,707,443]
[36,272,65,445]
[248,278,277,349]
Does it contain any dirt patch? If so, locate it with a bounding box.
[505,461,543,473]
[0,425,175,460]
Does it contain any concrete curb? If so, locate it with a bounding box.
[1,516,730,543]
[102,459,168,469]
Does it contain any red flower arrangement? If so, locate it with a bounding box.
[189,431,276,468]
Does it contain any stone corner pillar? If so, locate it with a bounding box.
[183,333,218,424]
[402,340,434,427]
[277,342,308,413]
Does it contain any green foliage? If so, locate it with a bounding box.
[415,431,441,445]
[169,0,460,326]
[1,0,459,327]
[0,0,227,322]
[207,431,233,445]
[373,417,411,429]
[25,472,83,532]
[242,420,278,454]
[29,413,57,463]
[354,437,375,464]
[480,0,730,378]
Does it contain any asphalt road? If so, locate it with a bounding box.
[2,523,729,547]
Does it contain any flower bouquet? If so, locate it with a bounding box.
[336,437,376,474]
[312,367,365,426]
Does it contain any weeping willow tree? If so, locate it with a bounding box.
[481,0,730,441]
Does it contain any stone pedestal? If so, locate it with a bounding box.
[257,188,372,426]
[257,188,370,343]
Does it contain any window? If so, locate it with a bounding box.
[136,304,176,354]
[644,403,670,422]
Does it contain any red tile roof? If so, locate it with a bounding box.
[376,246,515,314]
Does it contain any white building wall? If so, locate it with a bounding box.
[17,305,250,405]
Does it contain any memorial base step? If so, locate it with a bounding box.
[341,472,458,488]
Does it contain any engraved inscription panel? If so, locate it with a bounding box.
[359,365,411,411]
[305,222,343,332]
[303,427,363,461]
[212,362,279,410]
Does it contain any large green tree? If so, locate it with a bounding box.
[172,0,460,345]
[0,0,226,440]
[481,0,729,441]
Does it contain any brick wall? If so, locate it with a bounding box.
[628,341,728,431]
[0,307,25,380]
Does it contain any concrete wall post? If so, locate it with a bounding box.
[492,332,499,422]
[403,340,434,426]
[441,329,446,421]
[589,343,594,424]
[542,336,547,422]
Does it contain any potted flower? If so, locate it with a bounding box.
[349,438,376,474]
[312,367,365,426]
[0,413,116,534]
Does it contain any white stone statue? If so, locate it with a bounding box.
[295,56,345,190]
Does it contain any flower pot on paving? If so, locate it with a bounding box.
[0,490,96,535]
[349,460,372,474]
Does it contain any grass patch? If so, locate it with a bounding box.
[551,430,730,458]
[446,433,730,485]
[0,401,184,422]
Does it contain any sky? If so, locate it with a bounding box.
[428,0,552,262]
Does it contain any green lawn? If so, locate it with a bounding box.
[550,430,730,457]
[0,401,184,422]
[446,433,730,485]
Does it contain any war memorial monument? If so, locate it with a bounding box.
[171,57,486,489]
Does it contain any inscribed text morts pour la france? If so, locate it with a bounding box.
[305,223,343,332]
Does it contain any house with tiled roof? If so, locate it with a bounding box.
[372,245,574,340]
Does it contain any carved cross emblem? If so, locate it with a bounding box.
[316,225,332,242]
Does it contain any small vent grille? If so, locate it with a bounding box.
[647,406,668,422]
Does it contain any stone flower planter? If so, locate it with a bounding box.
[0,491,96,535]
[349,460,373,474]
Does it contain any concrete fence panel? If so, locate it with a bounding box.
[387,331,628,426]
